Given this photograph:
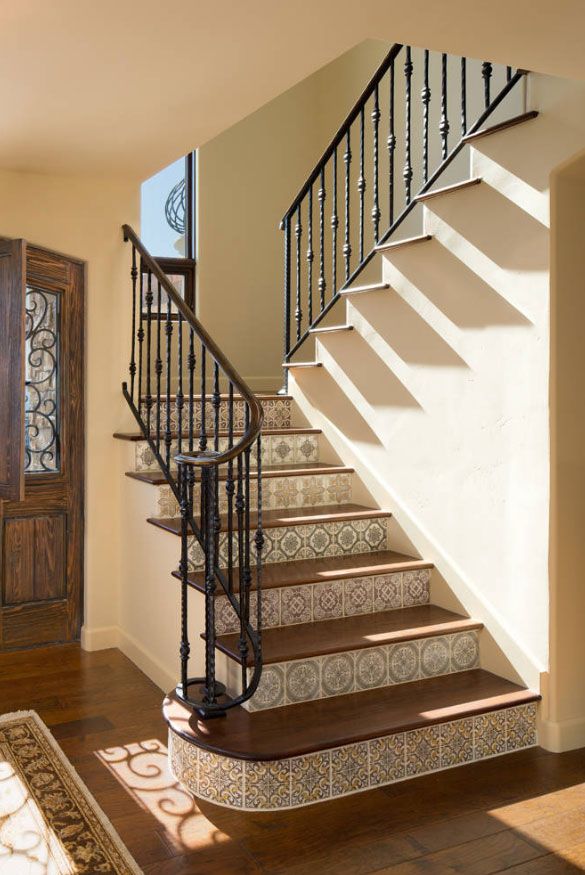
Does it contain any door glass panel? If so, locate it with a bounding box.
[24,287,60,473]
[141,157,186,257]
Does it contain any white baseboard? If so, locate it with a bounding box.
[81,624,175,694]
[538,715,585,752]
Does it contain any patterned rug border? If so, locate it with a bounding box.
[0,709,143,874]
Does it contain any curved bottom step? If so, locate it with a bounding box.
[165,670,539,811]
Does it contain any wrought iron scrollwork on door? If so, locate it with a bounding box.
[24,287,60,473]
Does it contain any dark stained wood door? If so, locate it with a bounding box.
[0,244,84,649]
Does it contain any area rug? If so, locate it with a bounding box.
[0,710,141,874]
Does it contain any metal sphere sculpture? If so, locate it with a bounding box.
[165,178,186,235]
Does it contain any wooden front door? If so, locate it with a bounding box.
[0,242,84,649]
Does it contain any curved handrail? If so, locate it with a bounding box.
[122,224,264,466]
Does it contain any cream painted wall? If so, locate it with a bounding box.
[0,170,140,643]
[197,40,390,390]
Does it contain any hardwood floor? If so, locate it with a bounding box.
[1,644,585,874]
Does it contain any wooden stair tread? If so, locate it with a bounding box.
[375,234,432,253]
[214,605,481,665]
[462,110,539,143]
[283,362,323,368]
[127,461,354,486]
[148,503,390,535]
[113,426,321,441]
[415,178,481,202]
[138,392,290,402]
[176,550,432,592]
[163,669,539,761]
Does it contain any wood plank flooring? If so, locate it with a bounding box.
[1,644,585,874]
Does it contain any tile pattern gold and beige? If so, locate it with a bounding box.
[187,516,389,570]
[168,702,538,811]
[243,629,479,710]
[134,431,320,472]
[149,396,292,435]
[0,711,140,874]
[153,471,353,517]
[214,569,431,634]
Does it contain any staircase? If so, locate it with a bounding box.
[114,45,546,810]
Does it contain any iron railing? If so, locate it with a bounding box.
[122,224,264,718]
[281,45,526,377]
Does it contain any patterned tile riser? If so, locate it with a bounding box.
[168,702,538,811]
[214,569,431,634]
[241,629,480,711]
[134,432,320,472]
[154,472,353,517]
[187,517,389,570]
[148,397,292,434]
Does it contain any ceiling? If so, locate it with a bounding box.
[1,0,584,179]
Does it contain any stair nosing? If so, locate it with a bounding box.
[127,462,354,486]
[309,325,354,334]
[163,670,541,761]
[213,609,483,666]
[462,110,539,143]
[113,426,322,441]
[415,178,482,203]
[282,362,323,368]
[340,281,390,296]
[375,234,432,253]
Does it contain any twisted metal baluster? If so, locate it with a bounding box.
[318,167,326,311]
[283,216,291,370]
[358,106,365,261]
[155,280,162,456]
[179,463,191,697]
[440,53,450,160]
[404,47,413,204]
[331,147,338,294]
[295,204,302,342]
[388,58,396,225]
[226,382,235,594]
[236,451,247,689]
[343,130,352,280]
[188,327,196,452]
[176,313,184,457]
[144,270,153,434]
[202,464,218,706]
[212,362,221,570]
[306,185,314,326]
[254,434,264,665]
[164,294,173,472]
[242,405,252,693]
[506,65,512,82]
[422,49,431,183]
[129,245,137,400]
[461,57,467,134]
[199,344,207,452]
[482,61,493,108]
[371,83,381,243]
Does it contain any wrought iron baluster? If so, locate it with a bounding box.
[283,215,291,368]
[422,49,431,183]
[236,452,247,689]
[295,204,302,342]
[318,167,326,311]
[371,83,381,242]
[145,270,153,435]
[226,382,235,594]
[461,57,467,134]
[343,129,352,280]
[155,280,162,456]
[137,267,145,417]
[242,406,252,693]
[188,327,195,452]
[404,47,414,204]
[358,106,365,261]
[199,343,207,452]
[482,61,493,108]
[388,58,396,224]
[306,185,313,326]
[440,53,450,160]
[212,363,221,570]
[176,313,184,457]
[506,65,512,82]
[164,295,173,472]
[179,463,191,697]
[331,147,338,294]
[129,246,137,400]
[254,435,264,654]
[202,463,218,706]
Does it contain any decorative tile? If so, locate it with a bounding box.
[403,569,431,606]
[355,647,387,690]
[506,703,537,752]
[338,523,359,553]
[244,759,291,810]
[363,520,386,549]
[388,642,420,684]
[344,577,373,615]
[280,529,304,561]
[286,660,320,703]
[197,750,244,807]
[296,436,319,463]
[322,653,355,697]
[250,665,285,711]
[474,710,506,758]
[441,718,474,767]
[420,636,451,678]
[307,525,332,555]
[249,589,281,630]
[450,631,479,671]
[300,477,326,506]
[369,733,406,786]
[373,574,403,611]
[313,580,344,621]
[326,474,352,504]
[281,586,312,626]
[406,725,441,776]
[331,742,369,796]
[290,751,331,806]
[215,596,239,635]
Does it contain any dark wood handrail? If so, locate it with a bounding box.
[122,224,263,466]
[282,43,403,222]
